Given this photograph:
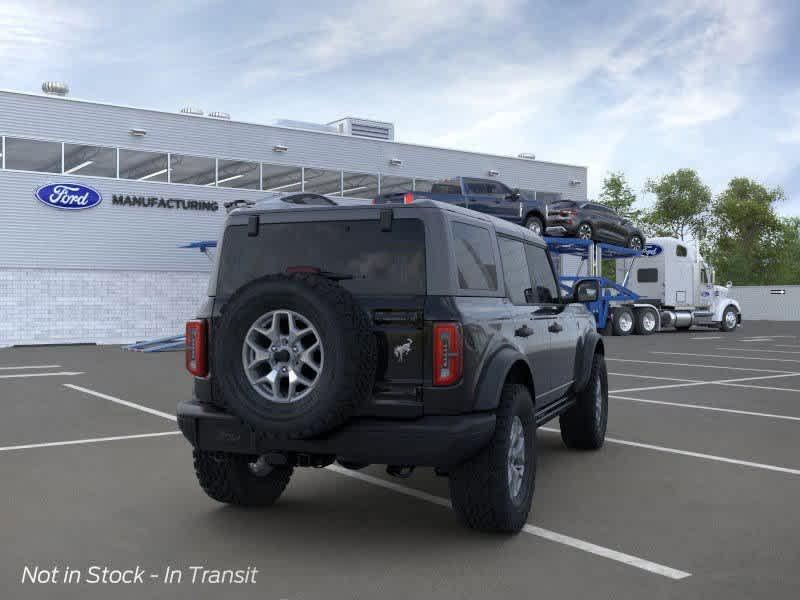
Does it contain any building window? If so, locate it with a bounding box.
[262,163,303,192]
[119,149,168,182]
[380,175,413,196]
[4,137,61,173]
[63,143,117,177]
[170,154,216,186]
[451,222,498,290]
[341,171,378,199]
[303,167,341,195]
[414,178,436,192]
[217,159,260,189]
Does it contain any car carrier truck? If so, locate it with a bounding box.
[548,236,742,335]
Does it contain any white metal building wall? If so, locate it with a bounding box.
[728,286,800,321]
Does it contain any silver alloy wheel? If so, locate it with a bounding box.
[507,416,526,499]
[642,310,657,332]
[527,219,543,235]
[594,371,604,427]
[577,223,593,240]
[618,311,633,333]
[724,308,738,329]
[241,309,324,404]
[629,236,643,250]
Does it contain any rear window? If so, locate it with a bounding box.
[218,219,426,296]
[431,183,461,195]
[451,222,498,291]
[637,268,659,283]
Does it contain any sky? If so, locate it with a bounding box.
[2,0,800,214]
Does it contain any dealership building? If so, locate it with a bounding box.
[0,85,588,346]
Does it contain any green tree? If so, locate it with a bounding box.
[643,169,711,241]
[707,178,786,284]
[598,171,640,220]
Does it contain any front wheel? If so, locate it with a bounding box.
[560,353,608,450]
[576,222,594,240]
[449,384,536,533]
[524,215,544,236]
[628,235,644,250]
[720,306,739,332]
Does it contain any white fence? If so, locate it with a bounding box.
[728,285,800,321]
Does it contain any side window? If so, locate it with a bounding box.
[524,244,560,303]
[465,181,486,194]
[451,222,498,291]
[676,245,688,257]
[700,268,708,284]
[498,238,532,304]
[637,268,659,283]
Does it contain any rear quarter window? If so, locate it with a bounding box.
[637,268,659,283]
[451,222,498,291]
[217,218,426,297]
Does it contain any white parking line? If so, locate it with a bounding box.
[63,384,177,422]
[689,336,721,340]
[325,464,691,580]
[540,427,800,476]
[652,351,800,364]
[0,431,181,453]
[611,372,800,394]
[717,347,800,355]
[610,394,800,422]
[0,364,61,370]
[0,371,84,379]
[609,372,699,383]
[774,344,800,349]
[607,358,796,374]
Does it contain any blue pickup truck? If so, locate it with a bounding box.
[375,177,549,235]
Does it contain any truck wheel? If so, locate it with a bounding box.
[560,352,608,450]
[193,450,293,506]
[524,215,544,236]
[720,306,739,332]
[634,307,658,335]
[448,384,535,533]
[611,307,634,336]
[211,273,377,439]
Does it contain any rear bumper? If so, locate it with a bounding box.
[177,400,496,468]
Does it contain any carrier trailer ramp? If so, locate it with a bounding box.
[548,236,741,335]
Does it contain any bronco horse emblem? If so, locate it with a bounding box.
[393,338,413,363]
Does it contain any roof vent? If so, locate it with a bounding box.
[518,152,536,160]
[208,111,231,120]
[328,117,395,141]
[180,106,204,116]
[42,81,69,96]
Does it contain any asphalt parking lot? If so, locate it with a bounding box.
[2,321,800,599]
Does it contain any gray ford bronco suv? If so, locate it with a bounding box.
[178,199,608,533]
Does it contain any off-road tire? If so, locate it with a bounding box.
[212,273,376,439]
[448,384,536,533]
[560,353,608,450]
[634,307,658,335]
[611,306,634,336]
[193,450,293,506]
[524,215,545,236]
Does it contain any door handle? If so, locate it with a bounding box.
[515,325,534,338]
[548,321,563,333]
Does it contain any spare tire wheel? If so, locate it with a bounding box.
[212,274,376,439]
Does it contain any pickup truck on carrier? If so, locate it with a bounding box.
[375,176,549,236]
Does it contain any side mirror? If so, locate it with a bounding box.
[573,279,600,303]
[507,188,521,200]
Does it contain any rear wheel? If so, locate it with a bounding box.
[449,384,536,533]
[193,450,293,507]
[628,235,644,251]
[524,215,545,236]
[560,353,608,450]
[634,307,658,335]
[576,222,593,240]
[611,306,634,336]
[720,306,739,332]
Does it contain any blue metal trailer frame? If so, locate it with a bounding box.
[544,237,642,330]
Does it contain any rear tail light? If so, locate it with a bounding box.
[403,192,414,204]
[185,320,208,377]
[433,322,463,386]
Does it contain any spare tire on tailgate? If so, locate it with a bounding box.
[212,273,376,439]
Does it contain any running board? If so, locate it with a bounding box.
[534,396,576,427]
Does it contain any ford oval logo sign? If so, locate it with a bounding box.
[35,183,103,210]
[642,244,663,257]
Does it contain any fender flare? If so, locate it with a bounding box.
[573,330,604,393]
[473,346,534,411]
